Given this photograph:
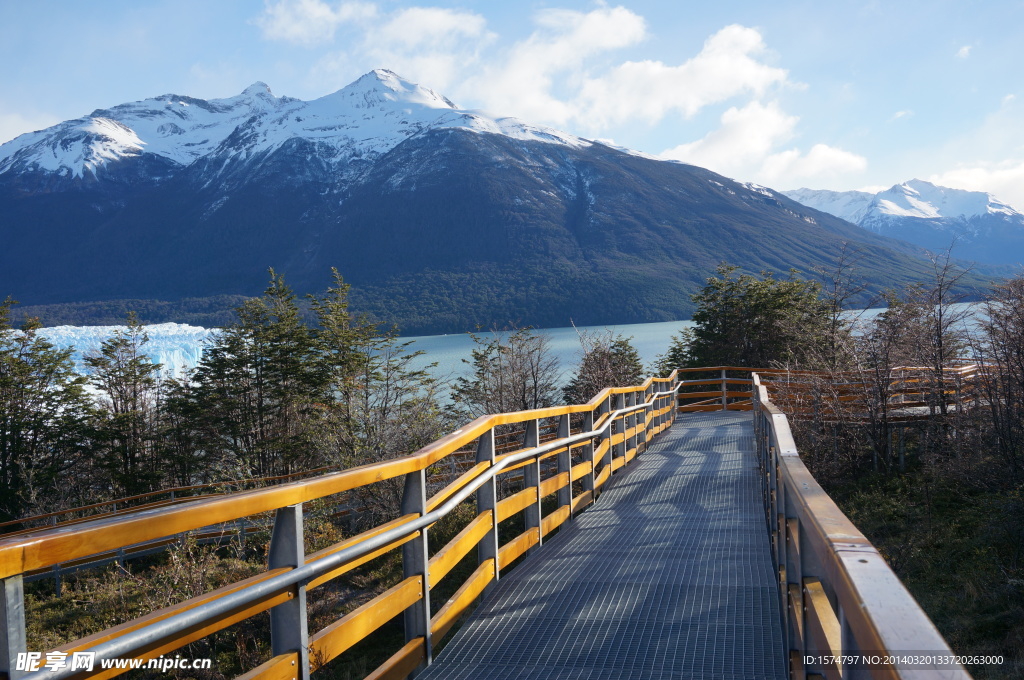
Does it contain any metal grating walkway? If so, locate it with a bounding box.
[419,411,787,680]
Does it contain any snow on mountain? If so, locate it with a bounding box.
[782,187,876,224]
[0,69,590,181]
[871,179,1021,220]
[783,180,1024,265]
[38,323,214,378]
[785,180,1021,225]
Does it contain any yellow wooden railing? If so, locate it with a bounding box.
[0,374,680,680]
[0,366,973,680]
[751,372,970,679]
[0,467,343,536]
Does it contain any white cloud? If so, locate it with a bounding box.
[253,4,860,189]
[929,161,1024,210]
[661,101,797,170]
[660,101,866,185]
[459,6,648,126]
[357,7,495,93]
[259,6,795,137]
[761,143,868,182]
[457,19,793,134]
[956,45,972,59]
[891,110,913,120]
[306,5,494,96]
[255,0,376,47]
[573,25,789,130]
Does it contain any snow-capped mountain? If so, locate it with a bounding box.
[0,71,975,333]
[784,180,1024,265]
[0,69,587,187]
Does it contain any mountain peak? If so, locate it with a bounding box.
[0,69,594,183]
[875,179,1018,219]
[241,81,273,97]
[333,69,458,110]
[783,180,1024,266]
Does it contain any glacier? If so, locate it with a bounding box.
[37,323,215,379]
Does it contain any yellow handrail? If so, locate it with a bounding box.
[751,373,970,679]
[0,373,681,680]
[0,365,977,680]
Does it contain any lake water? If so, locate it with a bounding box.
[400,319,696,385]
[37,302,980,383]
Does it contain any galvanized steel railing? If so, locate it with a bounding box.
[0,373,681,680]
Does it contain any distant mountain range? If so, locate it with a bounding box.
[0,70,994,334]
[784,180,1024,266]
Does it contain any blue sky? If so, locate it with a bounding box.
[2,1,1023,205]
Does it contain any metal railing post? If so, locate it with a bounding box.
[628,390,638,454]
[640,387,652,447]
[2,575,27,680]
[655,383,663,430]
[603,396,615,475]
[615,393,627,463]
[582,409,596,510]
[721,368,728,410]
[663,378,673,427]
[524,419,543,552]
[267,504,310,680]
[556,414,571,517]
[476,428,500,588]
[401,469,432,669]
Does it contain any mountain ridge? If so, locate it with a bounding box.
[784,180,1024,265]
[0,72,996,334]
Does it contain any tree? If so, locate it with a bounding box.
[978,274,1024,480]
[654,329,695,377]
[911,252,973,418]
[183,271,326,479]
[563,331,645,404]
[310,271,449,522]
[686,264,834,368]
[85,313,164,496]
[451,326,560,420]
[851,291,928,472]
[0,299,93,522]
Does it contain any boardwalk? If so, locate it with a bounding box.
[420,411,788,680]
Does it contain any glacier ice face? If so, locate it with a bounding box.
[37,323,215,379]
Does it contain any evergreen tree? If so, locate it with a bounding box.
[655,329,695,377]
[0,299,93,522]
[687,264,835,368]
[85,312,163,496]
[157,376,211,487]
[184,271,325,479]
[311,271,448,521]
